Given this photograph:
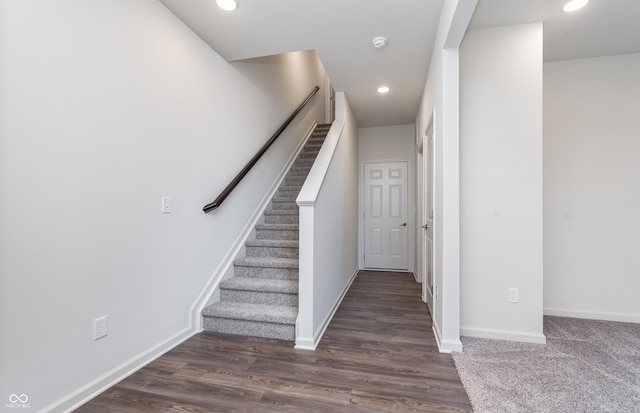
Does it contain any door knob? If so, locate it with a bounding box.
[422,224,431,229]
[400,222,407,227]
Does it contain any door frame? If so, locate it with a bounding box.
[422,112,436,315]
[325,78,335,124]
[359,159,414,272]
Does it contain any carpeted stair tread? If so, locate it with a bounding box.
[278,184,303,191]
[203,302,297,324]
[245,239,298,248]
[221,277,298,294]
[264,210,298,216]
[272,196,298,202]
[255,223,299,230]
[234,256,299,269]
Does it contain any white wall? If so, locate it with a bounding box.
[358,124,416,271]
[459,23,545,343]
[359,124,416,161]
[296,92,359,349]
[544,53,640,323]
[0,1,327,411]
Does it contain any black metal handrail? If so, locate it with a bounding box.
[203,86,320,213]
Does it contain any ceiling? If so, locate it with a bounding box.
[159,0,640,127]
[158,0,443,127]
[469,0,640,62]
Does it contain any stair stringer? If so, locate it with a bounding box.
[190,121,318,331]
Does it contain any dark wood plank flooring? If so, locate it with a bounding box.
[76,270,472,412]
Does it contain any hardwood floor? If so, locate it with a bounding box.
[77,271,472,412]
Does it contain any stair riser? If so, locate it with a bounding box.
[264,214,298,224]
[221,289,298,306]
[272,200,298,210]
[278,188,302,197]
[287,168,311,177]
[294,159,315,167]
[234,264,299,278]
[280,181,303,189]
[292,164,313,173]
[202,317,294,341]
[299,152,318,159]
[256,228,299,240]
[277,190,299,199]
[285,178,305,187]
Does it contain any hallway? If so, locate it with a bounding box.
[78,271,471,412]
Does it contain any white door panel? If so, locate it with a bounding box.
[364,162,409,270]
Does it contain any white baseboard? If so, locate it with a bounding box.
[432,322,463,353]
[293,336,315,350]
[46,328,196,413]
[460,326,547,344]
[191,122,318,329]
[440,337,463,353]
[544,307,640,324]
[295,268,358,351]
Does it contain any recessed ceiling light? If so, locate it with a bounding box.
[563,0,589,12]
[372,36,387,50]
[377,86,390,94]
[216,0,238,11]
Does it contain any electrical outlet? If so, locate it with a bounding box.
[434,284,439,301]
[94,315,108,340]
[508,288,519,303]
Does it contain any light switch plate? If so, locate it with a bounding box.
[162,197,171,213]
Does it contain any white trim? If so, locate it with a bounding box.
[433,322,444,350]
[460,326,547,344]
[191,122,318,329]
[44,328,196,413]
[544,307,640,324]
[295,268,358,350]
[361,268,414,274]
[360,159,414,272]
[440,338,463,353]
[294,336,316,350]
[432,319,462,353]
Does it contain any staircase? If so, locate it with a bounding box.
[202,123,331,341]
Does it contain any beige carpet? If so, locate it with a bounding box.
[452,316,640,413]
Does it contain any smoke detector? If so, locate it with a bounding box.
[372,36,387,50]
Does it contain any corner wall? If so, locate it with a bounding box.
[544,53,640,323]
[417,0,477,353]
[0,1,327,410]
[459,23,545,343]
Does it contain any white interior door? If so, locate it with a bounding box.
[423,121,435,314]
[364,161,409,270]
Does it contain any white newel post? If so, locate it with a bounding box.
[295,203,316,349]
